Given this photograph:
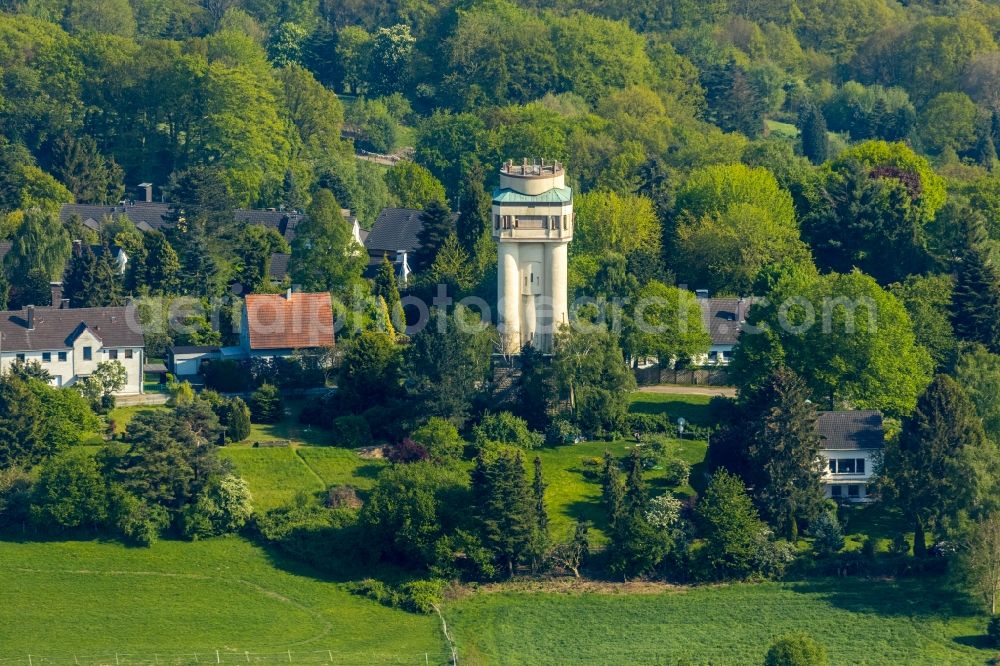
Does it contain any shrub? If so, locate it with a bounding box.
[256,503,361,571]
[202,359,251,392]
[890,533,911,556]
[411,417,464,462]
[111,488,169,547]
[249,383,283,423]
[473,411,543,451]
[626,412,672,434]
[181,475,253,539]
[545,418,580,446]
[167,379,195,406]
[387,437,430,463]
[223,397,252,443]
[764,633,828,666]
[988,615,1000,647]
[30,452,110,531]
[347,578,444,614]
[662,458,691,487]
[0,466,32,529]
[332,415,372,448]
[809,512,845,557]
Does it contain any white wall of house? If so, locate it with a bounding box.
[0,340,143,394]
[819,448,881,502]
[693,344,735,366]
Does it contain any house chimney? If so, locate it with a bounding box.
[286,287,293,300]
[50,282,63,306]
[60,299,69,309]
[26,305,34,331]
[72,239,82,257]
[138,182,153,203]
[695,289,710,300]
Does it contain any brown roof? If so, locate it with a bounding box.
[0,305,144,352]
[817,411,884,450]
[244,292,334,350]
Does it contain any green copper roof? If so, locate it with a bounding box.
[492,186,573,204]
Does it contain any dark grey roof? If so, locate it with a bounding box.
[234,209,304,241]
[0,306,144,352]
[61,202,170,232]
[269,253,290,281]
[143,363,168,373]
[699,297,757,346]
[817,411,884,450]
[365,208,425,254]
[169,345,220,355]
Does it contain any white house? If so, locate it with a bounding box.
[817,410,884,502]
[0,304,145,394]
[169,290,334,376]
[695,295,757,366]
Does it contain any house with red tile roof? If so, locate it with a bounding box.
[239,290,335,358]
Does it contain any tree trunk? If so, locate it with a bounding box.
[571,565,580,578]
[913,519,927,557]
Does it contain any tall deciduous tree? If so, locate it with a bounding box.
[289,189,366,298]
[0,374,44,468]
[384,161,446,209]
[3,209,71,281]
[882,375,998,556]
[552,326,636,435]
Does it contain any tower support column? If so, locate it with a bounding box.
[499,242,521,353]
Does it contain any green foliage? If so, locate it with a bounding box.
[951,213,1000,352]
[624,282,710,362]
[338,331,402,414]
[764,633,828,666]
[249,384,284,424]
[881,375,997,556]
[30,452,109,531]
[220,397,252,443]
[798,104,828,165]
[918,93,980,156]
[181,474,253,540]
[731,269,933,416]
[384,161,446,209]
[470,449,536,577]
[332,415,372,448]
[696,470,792,581]
[0,373,45,468]
[473,412,543,451]
[573,190,661,259]
[411,418,465,463]
[110,488,169,546]
[4,209,71,282]
[809,511,845,557]
[412,199,454,273]
[889,274,958,369]
[289,189,365,298]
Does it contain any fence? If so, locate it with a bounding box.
[0,651,454,666]
[633,364,731,387]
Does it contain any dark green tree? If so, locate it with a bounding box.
[219,397,251,443]
[404,307,492,427]
[457,163,492,271]
[531,456,549,571]
[248,384,284,424]
[951,213,1000,352]
[372,254,402,322]
[30,452,110,531]
[51,133,124,204]
[413,199,454,273]
[338,331,402,413]
[289,189,366,298]
[740,368,825,539]
[882,375,997,556]
[141,231,181,295]
[471,449,536,577]
[0,374,44,468]
[92,237,124,306]
[601,451,625,529]
[10,268,53,309]
[799,104,829,165]
[63,244,99,308]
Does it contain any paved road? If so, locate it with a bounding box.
[636,384,737,398]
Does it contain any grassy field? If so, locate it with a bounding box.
[0,537,444,662]
[447,578,991,665]
[628,391,715,426]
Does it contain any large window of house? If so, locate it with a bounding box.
[108,349,118,360]
[856,458,865,474]
[42,352,51,363]
[83,347,92,360]
[15,353,24,362]
[58,352,67,362]
[828,459,836,473]
[831,458,867,474]
[837,459,855,474]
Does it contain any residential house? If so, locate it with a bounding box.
[0,302,145,394]
[363,207,424,284]
[169,290,334,376]
[817,410,884,502]
[695,294,757,365]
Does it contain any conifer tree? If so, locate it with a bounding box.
[372,254,403,331]
[883,375,997,556]
[471,450,536,577]
[951,213,1000,352]
[975,123,997,170]
[742,367,825,539]
[413,199,454,272]
[64,243,98,308]
[799,103,829,164]
[624,448,648,517]
[457,163,492,271]
[142,231,181,295]
[531,456,549,571]
[93,237,123,306]
[601,451,625,529]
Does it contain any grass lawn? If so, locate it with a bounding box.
[447,578,991,665]
[534,438,707,544]
[0,537,444,662]
[246,399,333,447]
[106,405,166,434]
[628,391,715,426]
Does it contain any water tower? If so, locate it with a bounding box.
[493,159,573,353]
